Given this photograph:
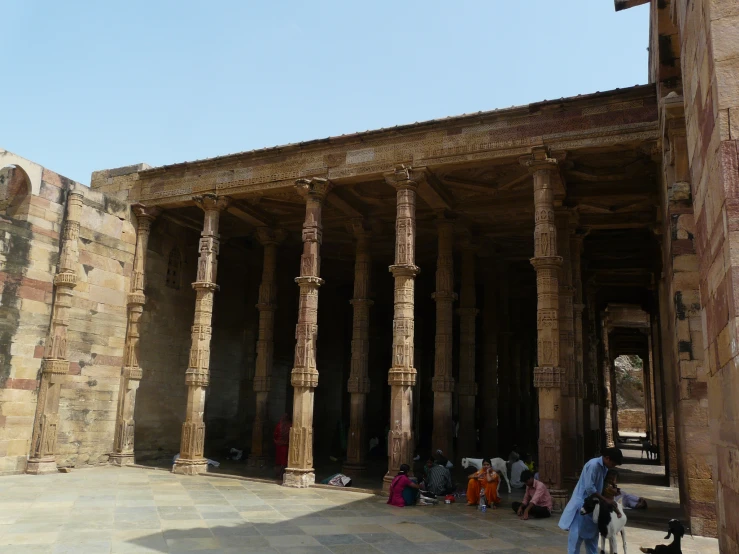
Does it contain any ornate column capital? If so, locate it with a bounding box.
[193,193,230,212]
[255,227,287,246]
[131,203,162,224]
[295,177,332,200]
[384,165,424,190]
[520,146,559,173]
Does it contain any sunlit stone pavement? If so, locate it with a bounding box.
[0,466,719,553]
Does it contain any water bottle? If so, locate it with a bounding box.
[479,489,486,512]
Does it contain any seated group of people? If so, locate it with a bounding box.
[387,452,647,515]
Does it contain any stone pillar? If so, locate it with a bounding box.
[585,288,602,457]
[522,147,567,510]
[556,212,577,484]
[457,235,478,459]
[343,219,373,475]
[570,231,586,472]
[173,194,229,475]
[283,178,331,488]
[383,166,421,493]
[602,323,615,448]
[431,215,455,459]
[497,265,512,451]
[480,262,498,456]
[248,227,286,467]
[110,204,160,466]
[27,185,84,474]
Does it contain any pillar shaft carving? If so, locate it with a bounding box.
[522,148,566,508]
[431,217,456,458]
[111,204,160,466]
[344,219,373,474]
[602,323,615,448]
[27,186,83,474]
[283,178,331,488]
[173,194,229,475]
[383,166,421,493]
[457,238,478,458]
[249,227,286,466]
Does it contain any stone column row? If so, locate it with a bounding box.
[27,185,84,474]
[111,204,161,466]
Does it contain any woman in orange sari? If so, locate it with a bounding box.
[467,458,502,508]
[274,413,291,477]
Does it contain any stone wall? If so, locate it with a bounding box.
[617,409,646,433]
[665,0,739,545]
[0,152,133,473]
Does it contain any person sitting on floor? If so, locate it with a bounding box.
[424,456,455,497]
[512,470,553,519]
[615,489,648,509]
[467,458,501,508]
[510,457,529,489]
[387,463,420,507]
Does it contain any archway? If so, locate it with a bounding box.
[0,164,31,218]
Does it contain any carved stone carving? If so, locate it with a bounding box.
[174,194,229,475]
[383,167,420,494]
[27,186,84,475]
[284,179,331,488]
[248,228,286,466]
[343,220,373,475]
[111,204,160,466]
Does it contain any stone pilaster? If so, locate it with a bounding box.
[110,204,160,467]
[602,322,615,448]
[283,178,331,488]
[480,262,498,456]
[570,231,586,472]
[522,147,566,510]
[248,227,286,467]
[456,235,478,459]
[27,185,84,474]
[383,166,421,493]
[431,215,455,459]
[173,194,229,475]
[343,219,373,475]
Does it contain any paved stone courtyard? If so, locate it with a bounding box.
[0,467,719,553]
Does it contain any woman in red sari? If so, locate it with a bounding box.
[274,413,291,477]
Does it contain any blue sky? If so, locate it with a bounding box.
[3,1,649,185]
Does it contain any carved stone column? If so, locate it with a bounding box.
[27,185,84,474]
[570,231,586,472]
[110,204,160,466]
[343,219,373,475]
[383,166,420,493]
[522,147,567,510]
[585,287,602,457]
[248,227,286,467]
[173,194,229,475]
[480,261,498,456]
[457,235,478,459]
[283,178,331,488]
[602,321,615,448]
[431,215,455,459]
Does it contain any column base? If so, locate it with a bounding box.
[341,462,368,476]
[550,488,570,513]
[381,472,394,495]
[282,468,315,488]
[109,453,135,467]
[26,457,58,475]
[172,457,208,475]
[247,455,268,468]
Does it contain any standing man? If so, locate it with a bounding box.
[558,447,624,553]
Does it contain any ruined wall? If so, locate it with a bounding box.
[0,153,133,472]
[58,187,134,467]
[618,409,646,433]
[664,0,739,545]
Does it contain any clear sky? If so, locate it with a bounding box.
[3,1,650,185]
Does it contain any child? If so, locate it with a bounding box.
[603,469,623,518]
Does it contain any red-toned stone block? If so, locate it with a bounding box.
[4,378,39,390]
[719,140,739,198]
[68,362,81,376]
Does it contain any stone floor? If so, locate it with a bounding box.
[0,466,720,553]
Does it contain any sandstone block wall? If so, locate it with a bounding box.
[0,152,132,473]
[617,409,646,433]
[667,0,739,546]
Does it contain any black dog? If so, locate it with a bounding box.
[639,519,685,553]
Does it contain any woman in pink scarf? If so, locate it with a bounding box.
[387,464,420,507]
[274,413,291,477]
